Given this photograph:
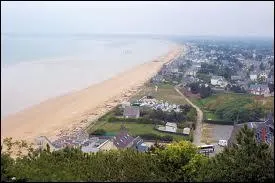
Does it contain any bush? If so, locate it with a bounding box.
[138,134,173,142]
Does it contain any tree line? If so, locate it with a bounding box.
[1,125,274,182]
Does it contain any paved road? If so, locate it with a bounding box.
[174,86,203,146]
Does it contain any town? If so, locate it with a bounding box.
[35,40,274,157]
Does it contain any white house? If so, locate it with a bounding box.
[171,68,179,73]
[165,122,177,133]
[183,128,191,135]
[186,70,197,76]
[211,76,228,88]
[250,74,258,81]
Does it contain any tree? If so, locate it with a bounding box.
[199,85,212,98]
[249,64,255,72]
[189,83,200,94]
[1,151,14,182]
[257,76,266,83]
[90,129,106,136]
[153,141,208,182]
[260,62,265,70]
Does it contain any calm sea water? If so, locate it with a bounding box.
[1,35,174,118]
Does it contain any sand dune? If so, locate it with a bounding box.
[1,45,184,143]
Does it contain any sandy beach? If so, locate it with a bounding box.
[1,45,184,144]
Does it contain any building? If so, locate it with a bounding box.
[248,84,270,96]
[183,127,191,135]
[250,74,258,81]
[211,76,228,88]
[228,114,274,147]
[36,136,59,152]
[112,127,148,152]
[123,106,140,118]
[81,138,109,153]
[165,122,177,133]
[186,70,197,77]
[36,135,111,153]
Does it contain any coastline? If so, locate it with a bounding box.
[1,44,184,144]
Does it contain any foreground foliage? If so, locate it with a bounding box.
[1,126,274,182]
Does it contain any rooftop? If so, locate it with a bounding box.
[166,122,177,128]
[113,131,135,149]
[123,106,140,117]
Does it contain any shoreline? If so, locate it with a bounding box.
[1,44,184,144]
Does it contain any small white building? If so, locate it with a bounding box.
[250,74,258,81]
[165,122,177,133]
[186,70,197,76]
[171,68,179,73]
[183,128,191,135]
[211,76,228,88]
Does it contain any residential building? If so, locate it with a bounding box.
[183,127,191,135]
[81,138,109,153]
[165,122,177,133]
[112,128,148,152]
[186,70,197,76]
[228,114,274,147]
[36,136,59,152]
[250,74,258,81]
[248,84,270,96]
[123,106,140,118]
[211,76,228,88]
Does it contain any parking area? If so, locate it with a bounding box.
[201,123,234,157]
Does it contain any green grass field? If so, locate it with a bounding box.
[190,92,274,122]
[204,111,220,120]
[88,121,188,141]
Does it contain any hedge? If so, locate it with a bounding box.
[204,119,234,125]
[139,133,174,142]
[107,116,165,125]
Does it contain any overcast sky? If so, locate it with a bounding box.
[1,1,274,37]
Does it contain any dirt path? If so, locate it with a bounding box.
[174,86,203,146]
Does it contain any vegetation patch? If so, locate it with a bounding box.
[191,93,273,123]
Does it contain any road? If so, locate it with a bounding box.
[174,86,203,146]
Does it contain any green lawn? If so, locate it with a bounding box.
[191,93,253,109]
[88,121,188,141]
[131,83,188,105]
[204,111,220,121]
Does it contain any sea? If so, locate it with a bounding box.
[1,35,174,118]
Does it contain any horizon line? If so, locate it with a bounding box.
[1,32,274,39]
